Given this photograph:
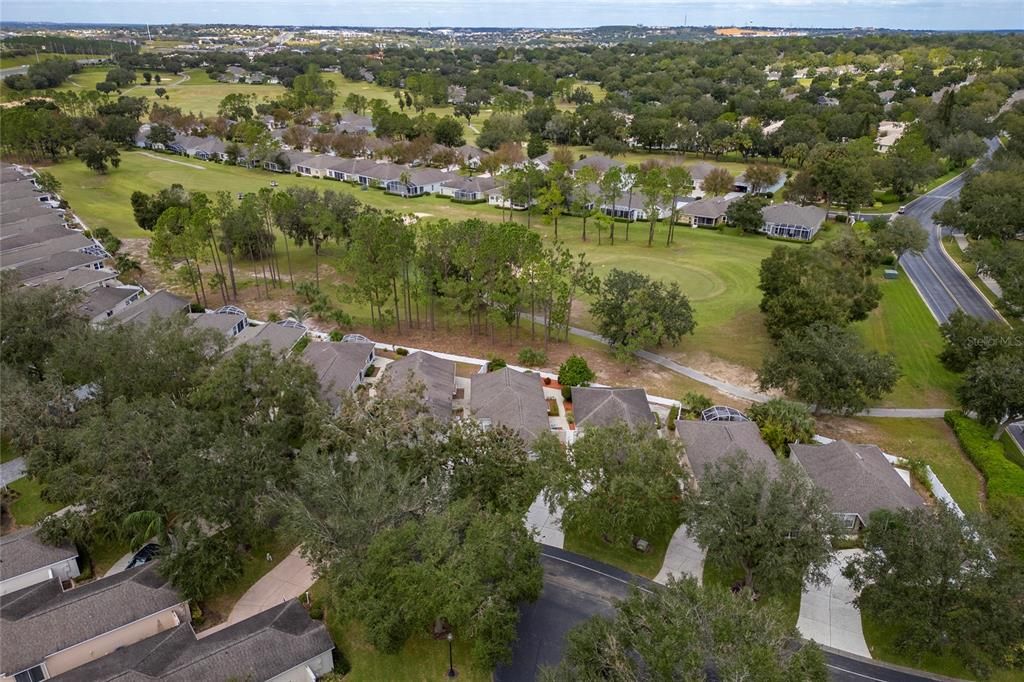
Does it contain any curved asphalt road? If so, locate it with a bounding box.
[898,140,1004,325]
[496,547,946,682]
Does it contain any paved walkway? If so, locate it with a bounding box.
[0,457,27,486]
[526,493,565,549]
[654,524,705,585]
[797,550,871,658]
[198,546,317,637]
[953,233,1003,297]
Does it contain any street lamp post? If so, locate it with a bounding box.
[446,632,457,678]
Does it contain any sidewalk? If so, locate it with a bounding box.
[654,525,705,585]
[198,546,317,637]
[953,233,1003,297]
[796,550,871,658]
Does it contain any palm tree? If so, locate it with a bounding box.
[121,510,169,551]
[286,305,310,325]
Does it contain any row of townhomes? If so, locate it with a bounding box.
[0,164,338,682]
[135,121,828,241]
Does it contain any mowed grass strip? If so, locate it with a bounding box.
[855,271,960,408]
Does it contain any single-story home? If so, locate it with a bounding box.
[302,341,376,409]
[188,305,249,338]
[0,232,100,271]
[789,440,925,532]
[454,144,485,168]
[874,121,908,154]
[571,387,655,431]
[486,186,530,211]
[385,168,455,197]
[0,563,189,682]
[677,196,737,228]
[48,600,334,682]
[383,351,457,422]
[34,266,119,292]
[760,203,827,241]
[334,112,374,134]
[439,176,503,203]
[14,252,108,287]
[676,420,780,484]
[293,154,351,179]
[361,162,409,188]
[110,290,190,326]
[599,191,673,221]
[79,285,143,324]
[470,367,550,445]
[571,154,624,176]
[0,528,80,597]
[228,322,306,356]
[1,224,76,252]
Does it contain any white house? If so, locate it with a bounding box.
[0,528,80,597]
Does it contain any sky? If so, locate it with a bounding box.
[1,0,1021,31]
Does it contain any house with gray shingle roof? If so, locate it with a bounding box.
[572,387,655,431]
[0,528,80,597]
[790,440,925,531]
[302,341,376,409]
[383,351,456,422]
[676,421,779,484]
[228,322,307,356]
[385,167,455,197]
[49,600,334,682]
[470,367,550,445]
[439,175,502,202]
[678,196,738,228]
[79,286,143,324]
[0,563,188,681]
[110,290,190,326]
[760,202,827,241]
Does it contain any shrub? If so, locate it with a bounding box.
[543,376,552,386]
[363,365,378,378]
[518,347,548,367]
[487,355,507,372]
[681,392,712,419]
[188,303,205,313]
[292,336,311,354]
[394,347,409,356]
[746,398,815,453]
[329,330,344,342]
[667,405,680,430]
[896,457,933,495]
[547,399,559,417]
[561,384,573,402]
[308,602,324,620]
[945,411,1024,552]
[267,312,281,322]
[558,354,595,387]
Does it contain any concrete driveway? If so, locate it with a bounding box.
[526,493,564,549]
[797,550,871,658]
[654,524,705,585]
[199,546,316,637]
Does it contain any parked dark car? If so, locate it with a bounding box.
[127,543,160,569]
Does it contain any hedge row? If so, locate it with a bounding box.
[945,411,1024,553]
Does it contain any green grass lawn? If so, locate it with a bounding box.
[861,606,1021,682]
[86,535,133,579]
[855,270,960,408]
[701,555,801,629]
[0,437,15,464]
[6,477,62,527]
[563,523,675,579]
[823,417,984,514]
[310,580,492,681]
[199,531,299,628]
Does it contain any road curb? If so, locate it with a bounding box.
[821,645,973,682]
[934,231,1008,326]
